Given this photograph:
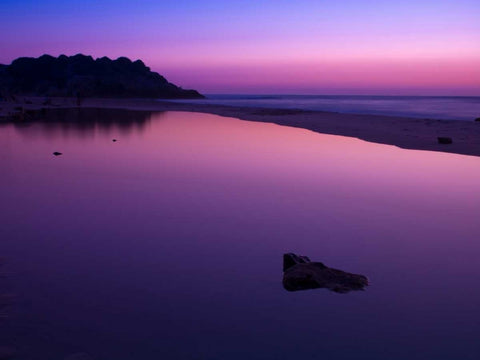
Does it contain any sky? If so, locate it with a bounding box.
[1,0,479,95]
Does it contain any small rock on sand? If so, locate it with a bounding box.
[53,152,62,156]
[437,137,453,144]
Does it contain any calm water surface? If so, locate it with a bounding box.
[1,110,480,360]
[171,94,480,121]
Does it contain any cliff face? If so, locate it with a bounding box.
[0,54,204,99]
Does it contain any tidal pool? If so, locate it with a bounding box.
[1,109,480,360]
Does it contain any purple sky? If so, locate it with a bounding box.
[1,0,479,95]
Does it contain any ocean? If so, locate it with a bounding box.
[1,109,480,359]
[171,94,480,121]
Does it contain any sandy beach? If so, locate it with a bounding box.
[1,96,480,157]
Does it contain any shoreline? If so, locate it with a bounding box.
[2,97,480,157]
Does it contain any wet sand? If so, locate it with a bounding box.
[1,96,480,157]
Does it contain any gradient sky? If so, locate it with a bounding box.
[1,0,479,95]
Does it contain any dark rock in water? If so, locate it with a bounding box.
[53,151,62,156]
[283,253,310,271]
[112,139,117,142]
[475,117,480,122]
[0,54,204,99]
[283,253,369,293]
[437,137,453,144]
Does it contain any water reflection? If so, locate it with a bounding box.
[8,108,156,140]
[0,110,480,360]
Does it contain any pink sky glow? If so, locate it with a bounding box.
[1,0,479,95]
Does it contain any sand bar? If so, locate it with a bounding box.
[1,97,480,157]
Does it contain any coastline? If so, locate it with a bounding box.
[2,96,480,157]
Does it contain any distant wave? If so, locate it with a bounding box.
[167,94,480,121]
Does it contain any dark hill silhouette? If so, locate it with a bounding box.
[0,54,204,99]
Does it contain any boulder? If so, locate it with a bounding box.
[53,151,62,156]
[437,137,452,144]
[282,253,369,293]
[475,117,480,122]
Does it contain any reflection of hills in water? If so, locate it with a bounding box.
[8,108,159,139]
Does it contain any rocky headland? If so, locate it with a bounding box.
[0,54,204,99]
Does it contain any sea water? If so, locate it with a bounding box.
[1,109,480,360]
[170,94,480,121]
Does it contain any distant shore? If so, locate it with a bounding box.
[2,96,480,157]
